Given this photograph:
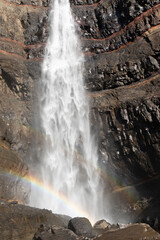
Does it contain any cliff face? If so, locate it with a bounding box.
[0,0,160,221]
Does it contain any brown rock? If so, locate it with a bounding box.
[0,0,160,230]
[94,223,160,240]
[0,200,68,240]
[0,139,30,203]
[93,219,111,230]
[33,225,78,240]
[68,217,93,236]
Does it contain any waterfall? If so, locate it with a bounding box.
[30,0,106,223]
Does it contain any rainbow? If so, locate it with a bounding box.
[2,164,140,224]
[2,170,96,223]
[0,115,146,199]
[0,115,140,216]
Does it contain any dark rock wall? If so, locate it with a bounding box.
[0,0,160,218]
[91,75,160,183]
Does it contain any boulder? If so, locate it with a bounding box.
[92,219,117,237]
[68,217,93,236]
[93,219,111,230]
[33,225,78,240]
[94,223,160,240]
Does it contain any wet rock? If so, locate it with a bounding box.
[68,217,93,236]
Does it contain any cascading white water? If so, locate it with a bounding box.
[31,0,106,222]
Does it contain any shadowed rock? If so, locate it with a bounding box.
[33,225,78,240]
[68,217,93,236]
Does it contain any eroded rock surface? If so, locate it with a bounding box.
[0,200,68,240]
[0,139,30,203]
[0,0,160,229]
[32,221,160,240]
[94,223,160,240]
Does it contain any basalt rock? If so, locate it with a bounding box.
[0,0,160,227]
[68,217,93,236]
[90,72,160,223]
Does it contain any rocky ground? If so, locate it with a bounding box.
[0,202,160,240]
[0,0,160,238]
[0,199,69,240]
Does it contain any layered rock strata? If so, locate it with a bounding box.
[0,0,160,224]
